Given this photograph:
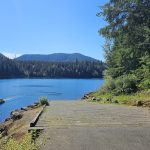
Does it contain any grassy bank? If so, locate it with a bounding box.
[0,106,43,150]
[0,97,49,149]
[88,89,150,106]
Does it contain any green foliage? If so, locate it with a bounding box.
[0,134,39,150]
[100,74,137,95]
[31,129,41,144]
[39,97,49,106]
[90,89,150,106]
[97,0,150,94]
[0,53,105,78]
[114,74,137,94]
[99,79,116,94]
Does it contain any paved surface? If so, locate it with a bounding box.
[37,101,150,150]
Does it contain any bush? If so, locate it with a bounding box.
[0,134,39,150]
[139,78,150,90]
[99,79,116,94]
[100,74,138,95]
[114,74,138,94]
[39,97,49,106]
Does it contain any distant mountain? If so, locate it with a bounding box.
[0,53,105,78]
[15,53,99,62]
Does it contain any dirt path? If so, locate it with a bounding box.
[37,101,150,150]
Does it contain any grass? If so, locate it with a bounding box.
[88,89,150,106]
[39,97,49,106]
[0,133,40,150]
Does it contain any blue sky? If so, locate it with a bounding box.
[0,0,108,60]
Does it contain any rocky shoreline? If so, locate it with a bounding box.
[82,92,150,107]
[82,92,104,102]
[0,102,41,140]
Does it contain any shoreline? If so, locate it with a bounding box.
[84,90,150,107]
[0,77,103,80]
[0,102,43,141]
[0,102,40,124]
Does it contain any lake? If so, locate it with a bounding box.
[0,79,104,122]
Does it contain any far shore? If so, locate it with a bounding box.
[0,77,103,80]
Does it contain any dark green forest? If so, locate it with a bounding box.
[0,54,105,78]
[98,0,150,95]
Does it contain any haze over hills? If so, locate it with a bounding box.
[15,53,99,62]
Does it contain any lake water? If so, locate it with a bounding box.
[0,79,104,122]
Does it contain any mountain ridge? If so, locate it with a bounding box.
[15,53,99,62]
[0,53,105,78]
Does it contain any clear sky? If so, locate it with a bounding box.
[0,0,108,60]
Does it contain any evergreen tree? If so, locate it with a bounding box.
[98,0,150,94]
[0,53,105,78]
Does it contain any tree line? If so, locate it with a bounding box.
[98,0,150,94]
[0,54,105,78]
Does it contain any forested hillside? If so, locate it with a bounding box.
[16,53,98,62]
[0,54,105,78]
[98,0,150,94]
[0,54,22,77]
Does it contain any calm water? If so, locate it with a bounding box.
[0,79,104,122]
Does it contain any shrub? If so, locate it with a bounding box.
[99,79,116,94]
[100,74,138,95]
[0,134,39,150]
[139,78,150,90]
[114,74,138,94]
[39,97,49,106]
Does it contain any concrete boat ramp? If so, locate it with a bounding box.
[35,100,150,150]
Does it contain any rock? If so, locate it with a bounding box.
[5,118,11,122]
[87,92,92,95]
[92,97,97,101]
[0,99,5,105]
[85,95,90,99]
[10,112,23,121]
[0,124,7,138]
[11,109,23,114]
[82,94,90,99]
[27,104,37,108]
[1,130,7,137]
[10,111,14,115]
[21,107,27,111]
[0,124,6,133]
[112,100,119,104]
[14,109,20,112]
[34,102,39,106]
[132,103,136,106]
[96,98,102,102]
[142,101,150,107]
[106,98,112,102]
[136,100,143,106]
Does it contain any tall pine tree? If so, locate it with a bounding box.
[98,0,150,94]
